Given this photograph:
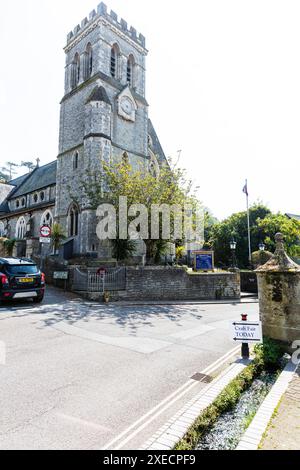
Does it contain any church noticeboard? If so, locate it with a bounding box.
[194,251,214,271]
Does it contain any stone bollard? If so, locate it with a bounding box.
[256,233,300,353]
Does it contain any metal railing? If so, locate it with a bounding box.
[73,267,126,293]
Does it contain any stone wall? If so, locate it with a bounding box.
[257,272,300,348]
[256,233,300,352]
[120,267,240,301]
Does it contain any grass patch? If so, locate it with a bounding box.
[174,339,283,451]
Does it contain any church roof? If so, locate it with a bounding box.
[285,213,300,221]
[0,161,57,216]
[0,200,9,214]
[86,86,111,105]
[10,174,29,187]
[12,161,57,198]
[148,119,167,164]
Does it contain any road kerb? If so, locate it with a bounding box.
[236,360,298,451]
[140,360,247,450]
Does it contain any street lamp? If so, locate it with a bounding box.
[230,240,237,251]
[230,239,237,270]
[258,242,266,266]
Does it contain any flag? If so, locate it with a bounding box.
[243,181,248,197]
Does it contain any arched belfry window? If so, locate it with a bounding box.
[111,44,120,79]
[71,53,80,89]
[16,216,27,240]
[68,203,79,237]
[127,55,135,87]
[83,43,93,80]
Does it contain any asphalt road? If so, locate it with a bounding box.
[0,286,259,450]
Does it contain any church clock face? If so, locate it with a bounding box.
[117,89,137,122]
[121,97,133,115]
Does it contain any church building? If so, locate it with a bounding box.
[0,3,167,260]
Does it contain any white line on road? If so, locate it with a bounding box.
[101,345,240,450]
[101,379,196,450]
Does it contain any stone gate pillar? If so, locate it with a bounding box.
[256,233,300,352]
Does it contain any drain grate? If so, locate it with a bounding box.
[191,373,213,383]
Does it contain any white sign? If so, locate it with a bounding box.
[40,225,51,238]
[231,321,263,344]
[53,271,69,280]
[39,237,51,244]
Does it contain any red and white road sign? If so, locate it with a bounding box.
[97,267,107,279]
[40,225,52,238]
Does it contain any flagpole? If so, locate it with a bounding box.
[245,179,252,266]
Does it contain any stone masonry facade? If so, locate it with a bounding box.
[0,3,168,260]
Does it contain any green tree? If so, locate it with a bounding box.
[209,205,300,268]
[0,169,9,182]
[111,239,136,262]
[209,204,271,268]
[21,161,35,173]
[82,160,203,262]
[255,214,300,258]
[1,162,19,181]
[51,223,66,254]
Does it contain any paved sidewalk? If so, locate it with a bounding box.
[260,366,300,450]
[109,298,258,307]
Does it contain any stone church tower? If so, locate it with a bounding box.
[55,2,166,258]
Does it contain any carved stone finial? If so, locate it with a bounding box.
[256,232,300,272]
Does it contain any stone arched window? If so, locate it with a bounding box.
[86,43,93,79]
[71,53,80,89]
[110,44,120,79]
[0,221,5,237]
[127,54,135,87]
[68,203,79,237]
[41,210,53,228]
[73,151,79,170]
[16,216,27,240]
[83,43,93,80]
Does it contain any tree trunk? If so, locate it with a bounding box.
[144,240,157,264]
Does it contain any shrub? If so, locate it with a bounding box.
[111,239,136,262]
[251,250,273,269]
[254,337,283,369]
[1,238,16,256]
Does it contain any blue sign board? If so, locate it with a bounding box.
[195,251,214,271]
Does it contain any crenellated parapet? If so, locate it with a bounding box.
[66,2,146,50]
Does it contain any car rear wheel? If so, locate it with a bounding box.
[33,295,44,304]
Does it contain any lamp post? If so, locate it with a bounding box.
[230,239,237,270]
[259,242,265,252]
[259,242,266,266]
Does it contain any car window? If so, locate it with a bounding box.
[6,265,39,275]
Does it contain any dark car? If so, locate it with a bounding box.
[0,258,45,304]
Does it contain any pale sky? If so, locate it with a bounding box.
[0,0,299,220]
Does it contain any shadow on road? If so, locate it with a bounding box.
[0,286,206,335]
